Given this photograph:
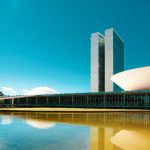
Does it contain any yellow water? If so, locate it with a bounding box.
[0,111,150,150]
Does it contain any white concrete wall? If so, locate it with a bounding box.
[91,32,104,92]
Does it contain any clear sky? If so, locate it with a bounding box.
[0,0,150,94]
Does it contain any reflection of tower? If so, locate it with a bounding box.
[91,128,104,150]
[91,127,121,150]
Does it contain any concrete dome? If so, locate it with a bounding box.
[26,87,58,95]
[111,66,150,91]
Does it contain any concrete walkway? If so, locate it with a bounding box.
[0,107,149,112]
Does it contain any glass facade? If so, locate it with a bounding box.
[1,91,150,109]
[113,31,124,91]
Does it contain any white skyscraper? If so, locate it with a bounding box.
[91,32,105,92]
[91,28,124,92]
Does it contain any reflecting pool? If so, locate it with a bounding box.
[0,111,150,150]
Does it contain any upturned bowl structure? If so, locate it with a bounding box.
[111,66,150,91]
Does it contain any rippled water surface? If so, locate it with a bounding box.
[0,111,150,150]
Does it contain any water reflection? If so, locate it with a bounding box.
[1,116,13,125]
[26,119,55,129]
[111,130,150,150]
[0,111,150,150]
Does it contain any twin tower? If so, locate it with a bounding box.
[91,28,124,92]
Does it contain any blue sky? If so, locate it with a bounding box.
[0,0,150,94]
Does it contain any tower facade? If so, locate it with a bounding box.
[91,28,124,92]
[105,28,124,92]
[91,32,105,92]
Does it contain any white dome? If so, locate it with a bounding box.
[111,66,150,91]
[25,87,59,95]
